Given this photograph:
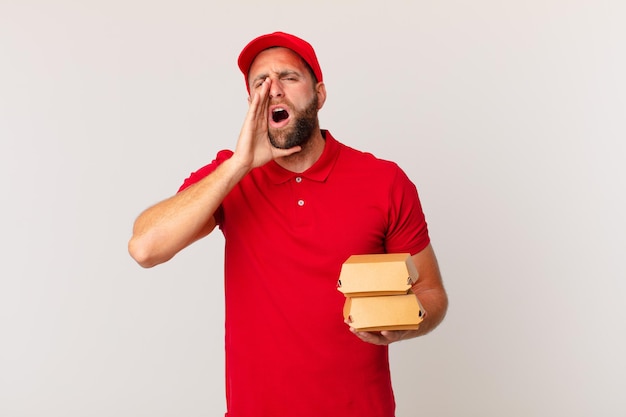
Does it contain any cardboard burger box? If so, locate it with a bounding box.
[338,253,424,331]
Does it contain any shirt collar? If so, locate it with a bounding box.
[263,130,340,184]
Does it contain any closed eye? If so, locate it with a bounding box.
[253,77,268,89]
[279,70,300,82]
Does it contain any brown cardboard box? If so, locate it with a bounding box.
[338,253,424,332]
[337,253,419,297]
[343,294,424,331]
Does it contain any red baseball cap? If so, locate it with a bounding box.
[237,31,323,93]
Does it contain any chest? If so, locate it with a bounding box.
[222,171,392,258]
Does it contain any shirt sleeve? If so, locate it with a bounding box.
[176,149,234,226]
[177,149,234,193]
[384,165,431,255]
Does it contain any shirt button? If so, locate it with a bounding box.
[297,200,305,206]
[295,177,302,183]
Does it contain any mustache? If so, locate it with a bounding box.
[269,98,294,108]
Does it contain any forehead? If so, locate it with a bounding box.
[248,47,310,79]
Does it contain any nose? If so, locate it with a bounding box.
[269,79,284,99]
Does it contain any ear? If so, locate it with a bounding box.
[315,82,327,110]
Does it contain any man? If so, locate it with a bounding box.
[129,31,448,417]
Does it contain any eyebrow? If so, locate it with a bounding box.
[251,69,302,86]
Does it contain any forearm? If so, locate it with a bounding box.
[350,244,448,345]
[407,244,448,338]
[128,157,249,267]
[411,284,448,337]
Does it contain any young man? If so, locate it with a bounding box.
[129,31,448,417]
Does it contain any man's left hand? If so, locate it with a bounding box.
[347,325,420,346]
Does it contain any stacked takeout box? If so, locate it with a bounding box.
[338,253,424,332]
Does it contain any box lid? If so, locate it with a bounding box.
[337,253,419,296]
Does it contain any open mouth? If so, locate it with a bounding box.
[272,108,289,123]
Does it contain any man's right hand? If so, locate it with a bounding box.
[231,78,301,172]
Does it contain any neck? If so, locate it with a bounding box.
[275,129,325,173]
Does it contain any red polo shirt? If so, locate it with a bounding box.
[179,131,430,417]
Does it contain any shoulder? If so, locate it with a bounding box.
[177,149,233,192]
[335,139,405,180]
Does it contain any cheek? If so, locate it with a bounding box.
[292,91,315,111]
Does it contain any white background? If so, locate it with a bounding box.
[1,1,625,416]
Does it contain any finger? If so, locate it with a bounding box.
[352,329,412,345]
[246,78,270,124]
[351,329,389,346]
[380,330,404,343]
[271,145,302,158]
[253,78,271,121]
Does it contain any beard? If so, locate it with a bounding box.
[268,95,319,149]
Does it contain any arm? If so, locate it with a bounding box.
[128,158,246,268]
[349,243,448,345]
[128,77,300,268]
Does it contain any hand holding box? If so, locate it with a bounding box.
[338,253,424,332]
